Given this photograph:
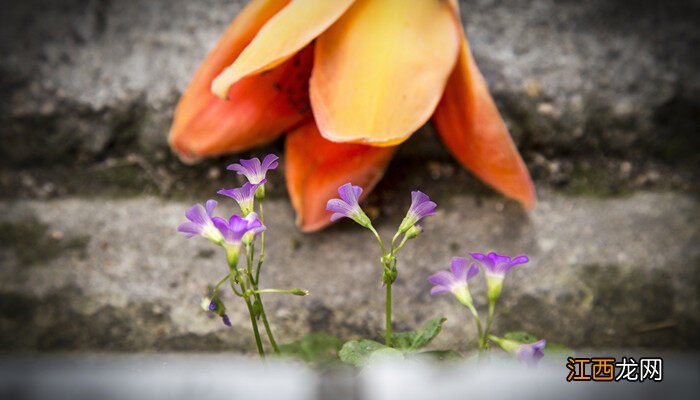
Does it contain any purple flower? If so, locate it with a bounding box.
[428,257,479,307]
[470,252,529,301]
[326,183,371,228]
[516,340,546,366]
[227,154,278,184]
[218,180,265,215]
[399,191,437,233]
[222,314,232,328]
[470,252,529,277]
[212,212,266,247]
[208,299,217,312]
[177,200,224,244]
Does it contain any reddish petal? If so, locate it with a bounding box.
[285,120,397,232]
[169,0,315,162]
[433,36,536,208]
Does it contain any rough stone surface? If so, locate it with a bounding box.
[1,0,699,166]
[1,191,698,352]
[1,0,698,355]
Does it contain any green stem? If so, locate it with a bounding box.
[255,202,265,284]
[245,222,279,355]
[369,225,387,255]
[213,273,231,296]
[482,302,496,350]
[467,304,485,351]
[255,288,306,295]
[253,292,279,354]
[243,294,265,357]
[385,282,393,347]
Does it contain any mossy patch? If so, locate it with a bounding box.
[0,218,89,266]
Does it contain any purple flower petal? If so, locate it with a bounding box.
[466,263,479,280]
[326,183,370,226]
[470,252,495,270]
[222,314,232,327]
[471,251,529,276]
[261,154,279,171]
[185,203,208,226]
[409,191,437,219]
[517,339,546,366]
[430,286,451,295]
[337,183,362,205]
[450,257,469,281]
[204,200,218,217]
[177,221,201,237]
[428,271,454,287]
[227,154,278,184]
[208,299,217,311]
[179,200,223,242]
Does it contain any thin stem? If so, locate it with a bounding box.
[254,293,279,354]
[390,232,401,254]
[482,302,496,350]
[467,304,485,351]
[255,288,306,295]
[385,282,393,347]
[243,295,265,357]
[213,273,231,296]
[255,201,265,284]
[392,235,409,255]
[368,225,387,255]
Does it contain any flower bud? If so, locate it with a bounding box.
[405,224,423,240]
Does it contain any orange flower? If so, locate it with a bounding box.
[169,0,535,232]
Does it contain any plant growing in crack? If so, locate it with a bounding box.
[326,183,452,364]
[429,251,571,365]
[178,154,308,357]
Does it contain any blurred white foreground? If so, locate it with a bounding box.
[0,354,697,400]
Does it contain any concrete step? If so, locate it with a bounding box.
[1,190,697,351]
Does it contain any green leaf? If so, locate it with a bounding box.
[503,331,539,343]
[338,340,387,366]
[380,317,447,350]
[279,333,342,365]
[367,347,405,363]
[385,332,417,350]
[411,349,463,362]
[542,342,575,357]
[411,317,447,349]
[503,331,575,357]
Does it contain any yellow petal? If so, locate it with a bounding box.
[310,0,460,146]
[212,0,354,98]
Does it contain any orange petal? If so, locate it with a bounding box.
[285,120,397,232]
[310,0,460,146]
[170,0,315,162]
[212,0,354,98]
[433,36,536,209]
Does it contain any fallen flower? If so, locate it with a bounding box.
[170,0,535,232]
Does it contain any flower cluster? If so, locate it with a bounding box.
[429,251,546,365]
[178,154,307,358]
[327,183,436,347]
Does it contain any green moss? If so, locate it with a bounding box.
[564,165,633,198]
[0,219,89,266]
